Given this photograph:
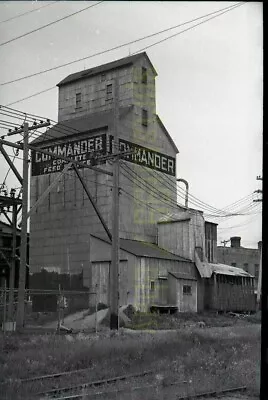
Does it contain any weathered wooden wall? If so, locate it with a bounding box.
[210,274,256,312]
[157,210,207,261]
[168,275,197,312]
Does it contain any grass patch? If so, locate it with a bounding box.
[124,310,253,330]
[0,325,260,399]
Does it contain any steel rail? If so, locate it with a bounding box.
[38,383,249,400]
[50,379,187,400]
[0,366,94,385]
[176,385,248,399]
[35,369,155,397]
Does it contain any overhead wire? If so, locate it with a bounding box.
[0,2,244,87]
[3,2,246,107]
[132,2,244,55]
[0,107,258,222]
[0,1,59,24]
[0,1,104,48]
[0,106,258,222]
[122,158,255,217]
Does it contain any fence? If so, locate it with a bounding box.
[0,287,98,334]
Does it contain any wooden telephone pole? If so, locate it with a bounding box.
[110,74,120,330]
[6,120,50,329]
[16,122,29,329]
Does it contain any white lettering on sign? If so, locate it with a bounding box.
[110,137,176,176]
[32,133,176,177]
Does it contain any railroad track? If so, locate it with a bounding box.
[39,383,255,400]
[36,369,156,398]
[0,366,94,386]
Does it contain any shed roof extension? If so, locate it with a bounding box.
[199,262,254,279]
[168,272,197,281]
[30,106,132,145]
[91,235,192,262]
[57,52,157,87]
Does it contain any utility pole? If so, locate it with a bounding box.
[257,243,262,309]
[221,239,230,264]
[110,73,120,330]
[254,175,263,202]
[7,201,17,321]
[16,122,29,329]
[6,119,50,330]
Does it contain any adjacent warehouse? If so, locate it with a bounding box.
[217,237,262,291]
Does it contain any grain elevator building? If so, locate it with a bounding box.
[30,52,179,292]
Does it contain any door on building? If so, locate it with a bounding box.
[158,278,168,305]
[177,280,197,312]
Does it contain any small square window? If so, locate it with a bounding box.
[142,109,148,127]
[106,84,113,100]
[142,67,147,84]
[244,263,248,272]
[183,285,192,295]
[76,92,82,108]
[150,281,155,291]
[100,74,106,82]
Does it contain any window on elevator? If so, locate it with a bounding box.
[142,67,147,84]
[142,109,148,126]
[106,84,113,100]
[75,92,82,108]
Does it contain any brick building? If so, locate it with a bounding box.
[217,236,261,289]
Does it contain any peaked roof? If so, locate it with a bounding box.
[91,235,192,262]
[57,52,157,87]
[31,106,132,145]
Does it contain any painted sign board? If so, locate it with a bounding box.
[31,133,107,176]
[116,138,176,177]
[31,134,176,177]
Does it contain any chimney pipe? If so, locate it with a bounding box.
[230,236,241,248]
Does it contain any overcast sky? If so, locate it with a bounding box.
[0,1,263,248]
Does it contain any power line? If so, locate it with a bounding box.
[217,211,261,231]
[0,1,104,48]
[3,3,246,107]
[127,158,254,217]
[0,1,59,24]
[0,2,243,87]
[121,188,169,219]
[0,105,258,221]
[120,164,178,211]
[5,87,56,107]
[133,2,245,55]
